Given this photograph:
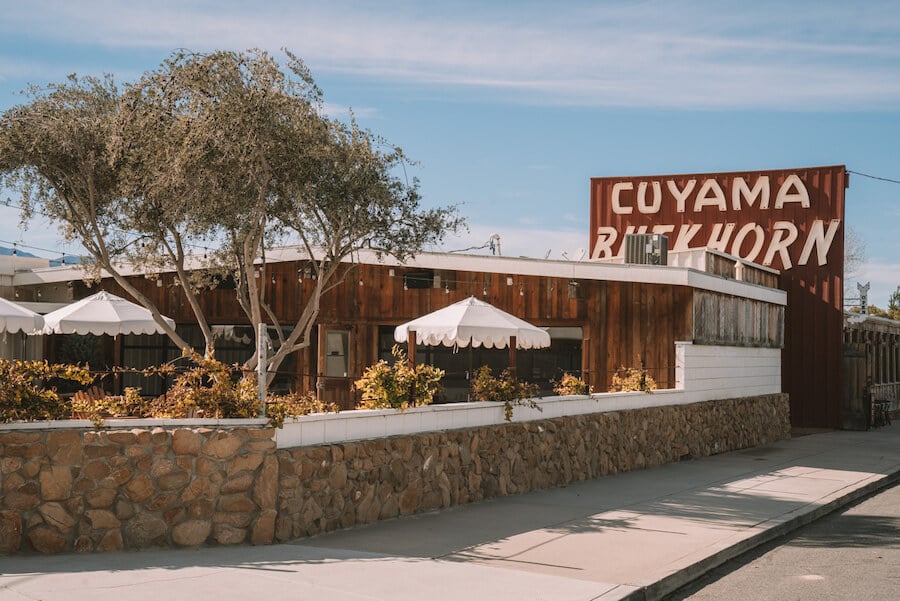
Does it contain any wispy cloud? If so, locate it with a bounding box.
[856,262,900,307]
[438,222,588,261]
[3,1,900,109]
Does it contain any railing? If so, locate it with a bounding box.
[871,382,900,412]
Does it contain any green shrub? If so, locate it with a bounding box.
[553,372,592,396]
[265,391,340,428]
[470,365,542,421]
[151,350,259,419]
[0,360,94,423]
[609,366,656,393]
[70,387,151,426]
[354,345,444,410]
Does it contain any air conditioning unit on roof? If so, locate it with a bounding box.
[624,233,668,265]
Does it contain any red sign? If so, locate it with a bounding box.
[590,165,848,428]
[590,166,845,271]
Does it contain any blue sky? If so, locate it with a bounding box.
[1,0,899,305]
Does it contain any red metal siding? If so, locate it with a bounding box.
[591,165,847,428]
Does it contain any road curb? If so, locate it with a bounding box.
[623,468,900,601]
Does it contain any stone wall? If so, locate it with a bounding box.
[274,394,790,540]
[1,394,789,554]
[0,426,277,554]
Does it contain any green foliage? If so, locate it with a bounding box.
[265,392,340,429]
[70,387,151,427]
[354,345,444,411]
[0,360,94,423]
[888,286,900,321]
[849,286,900,321]
[0,350,343,427]
[470,365,542,421]
[553,373,592,396]
[609,366,657,393]
[150,350,259,419]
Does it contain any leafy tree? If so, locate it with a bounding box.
[109,49,331,360]
[844,227,866,286]
[0,49,463,381]
[0,74,184,347]
[850,304,889,318]
[887,286,900,321]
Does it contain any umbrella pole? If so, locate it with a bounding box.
[407,329,416,370]
[509,335,517,381]
[407,329,416,406]
[113,334,122,395]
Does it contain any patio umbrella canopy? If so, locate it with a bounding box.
[42,291,175,336]
[0,296,44,334]
[394,296,551,349]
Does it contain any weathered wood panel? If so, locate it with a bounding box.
[692,291,784,348]
[738,263,779,288]
[706,253,736,279]
[598,282,692,391]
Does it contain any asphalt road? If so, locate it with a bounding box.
[665,481,900,600]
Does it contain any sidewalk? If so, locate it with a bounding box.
[2,425,899,601]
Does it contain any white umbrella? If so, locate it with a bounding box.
[394,296,551,375]
[42,291,175,336]
[0,296,44,334]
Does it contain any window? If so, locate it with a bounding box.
[324,330,349,377]
[122,324,298,396]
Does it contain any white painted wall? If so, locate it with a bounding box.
[274,343,782,449]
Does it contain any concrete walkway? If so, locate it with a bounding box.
[2,425,899,601]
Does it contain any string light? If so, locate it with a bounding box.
[846,170,900,185]
[0,198,218,257]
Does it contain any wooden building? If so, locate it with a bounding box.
[843,313,900,429]
[15,247,785,409]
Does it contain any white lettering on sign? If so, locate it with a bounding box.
[668,179,696,213]
[612,182,634,214]
[731,223,765,263]
[694,179,727,212]
[591,226,619,259]
[637,181,662,214]
[594,172,841,269]
[605,174,810,215]
[763,221,798,268]
[732,176,770,210]
[774,175,810,209]
[591,219,842,269]
[673,224,703,250]
[799,219,840,266]
[706,223,736,252]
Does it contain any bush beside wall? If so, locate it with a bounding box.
[0,393,789,554]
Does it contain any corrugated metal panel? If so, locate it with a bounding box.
[591,165,846,428]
